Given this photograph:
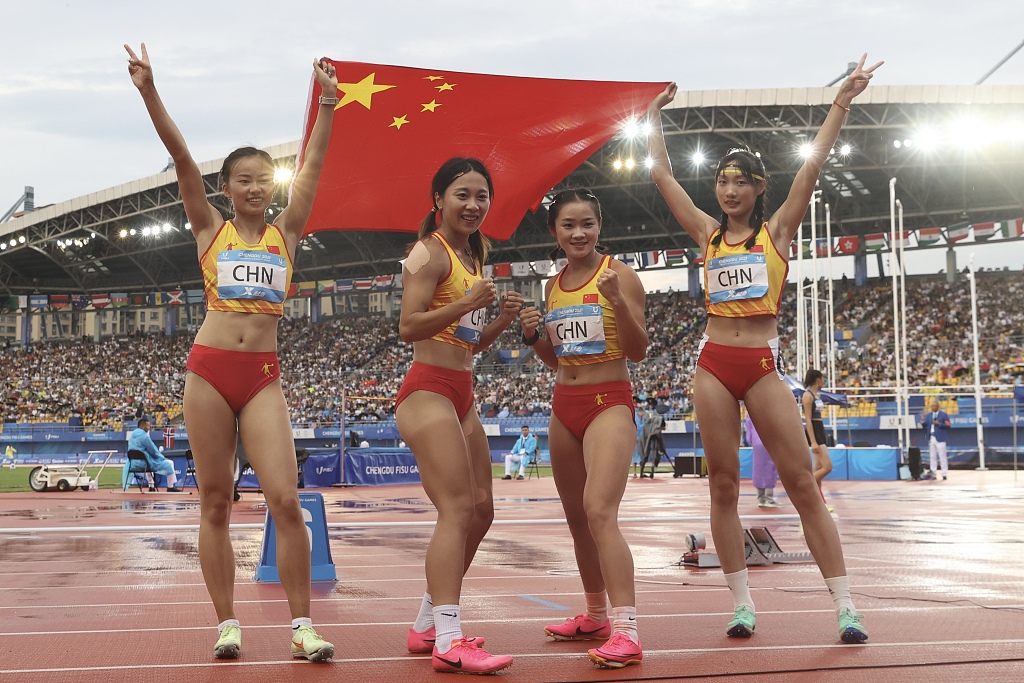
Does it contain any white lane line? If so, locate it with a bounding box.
[3,638,1023,674]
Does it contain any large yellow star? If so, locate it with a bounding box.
[389,115,410,130]
[421,100,442,113]
[435,82,456,92]
[334,72,396,110]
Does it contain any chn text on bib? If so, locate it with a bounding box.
[545,304,607,357]
[707,253,769,304]
[217,250,288,303]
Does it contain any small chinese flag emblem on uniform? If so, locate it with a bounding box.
[267,245,281,254]
[583,294,599,304]
[749,244,764,253]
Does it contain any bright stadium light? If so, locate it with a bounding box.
[839,144,852,156]
[120,228,128,238]
[799,144,814,158]
[163,223,172,232]
[643,156,654,169]
[8,239,15,246]
[641,121,652,136]
[129,228,137,236]
[692,152,705,165]
[903,139,913,148]
[613,159,623,170]
[90,232,96,238]
[622,119,640,138]
[893,140,902,149]
[915,127,939,150]
[142,227,151,236]
[624,158,636,169]
[274,168,293,183]
[185,222,192,231]
[0,243,5,250]
[18,235,25,244]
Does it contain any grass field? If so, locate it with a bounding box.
[0,464,125,492]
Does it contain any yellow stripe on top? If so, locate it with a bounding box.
[545,254,624,366]
[200,221,293,316]
[429,233,485,350]
[704,224,788,318]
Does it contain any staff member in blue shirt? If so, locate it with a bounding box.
[129,418,181,492]
[920,399,951,480]
[503,425,538,480]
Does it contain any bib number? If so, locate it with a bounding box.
[454,297,485,345]
[707,253,769,304]
[545,304,606,357]
[217,250,287,303]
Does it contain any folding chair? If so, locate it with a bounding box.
[525,452,542,480]
[123,449,155,492]
[182,449,198,488]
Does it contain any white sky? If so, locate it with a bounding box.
[2,1,1023,277]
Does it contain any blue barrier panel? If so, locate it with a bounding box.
[255,491,336,582]
[343,448,421,486]
[825,447,849,480]
[847,447,899,480]
[302,451,341,487]
[739,448,752,479]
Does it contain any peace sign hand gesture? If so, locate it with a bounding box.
[124,43,153,92]
[837,54,884,106]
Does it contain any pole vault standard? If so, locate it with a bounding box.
[897,199,911,450]
[825,202,839,445]
[889,179,904,458]
[810,191,821,375]
[967,255,987,470]
[796,216,806,380]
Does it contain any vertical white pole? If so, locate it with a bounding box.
[889,179,903,456]
[811,192,821,374]
[339,386,347,484]
[898,201,910,450]
[968,255,987,470]
[826,202,838,443]
[796,221,805,379]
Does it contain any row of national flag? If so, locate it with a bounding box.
[5,291,202,311]
[794,218,1024,257]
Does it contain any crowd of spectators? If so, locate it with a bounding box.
[2,271,1021,427]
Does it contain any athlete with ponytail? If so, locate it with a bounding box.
[647,55,882,645]
[396,157,522,675]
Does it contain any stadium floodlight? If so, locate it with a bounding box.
[162,223,172,232]
[185,222,192,231]
[8,239,15,246]
[915,127,939,150]
[839,144,852,156]
[0,243,5,250]
[18,235,25,243]
[624,158,636,169]
[91,232,96,238]
[692,152,705,165]
[142,227,151,236]
[129,228,137,236]
[903,139,913,148]
[613,159,623,170]
[622,119,640,139]
[643,156,654,169]
[119,229,128,238]
[641,121,652,136]
[274,168,293,183]
[893,140,902,148]
[799,144,814,158]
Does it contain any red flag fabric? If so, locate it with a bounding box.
[298,62,667,240]
[836,235,859,254]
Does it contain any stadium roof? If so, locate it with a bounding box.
[2,84,1023,294]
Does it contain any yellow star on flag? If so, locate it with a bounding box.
[421,100,442,113]
[424,75,444,81]
[389,115,410,130]
[335,72,396,110]
[435,82,456,92]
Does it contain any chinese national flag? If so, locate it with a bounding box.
[298,62,667,240]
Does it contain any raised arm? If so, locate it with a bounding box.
[598,261,648,363]
[125,44,221,236]
[647,83,720,247]
[769,54,883,244]
[519,280,559,370]
[276,59,339,246]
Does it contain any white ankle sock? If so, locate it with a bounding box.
[432,604,462,653]
[217,619,239,633]
[291,617,312,631]
[412,592,434,632]
[584,591,608,624]
[824,576,855,614]
[724,569,755,610]
[610,606,639,644]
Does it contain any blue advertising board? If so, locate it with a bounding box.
[255,491,335,582]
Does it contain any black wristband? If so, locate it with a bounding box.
[522,329,540,346]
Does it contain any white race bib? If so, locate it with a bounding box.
[707,253,769,304]
[217,250,287,303]
[453,292,485,344]
[545,304,606,357]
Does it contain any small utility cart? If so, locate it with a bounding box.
[28,450,118,492]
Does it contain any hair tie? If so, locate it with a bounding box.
[431,206,438,213]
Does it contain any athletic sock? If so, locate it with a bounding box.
[217,618,240,633]
[291,616,312,631]
[610,605,639,644]
[756,487,766,500]
[724,568,755,610]
[824,576,855,614]
[412,592,433,632]
[765,487,774,500]
[432,604,462,653]
[584,591,608,624]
